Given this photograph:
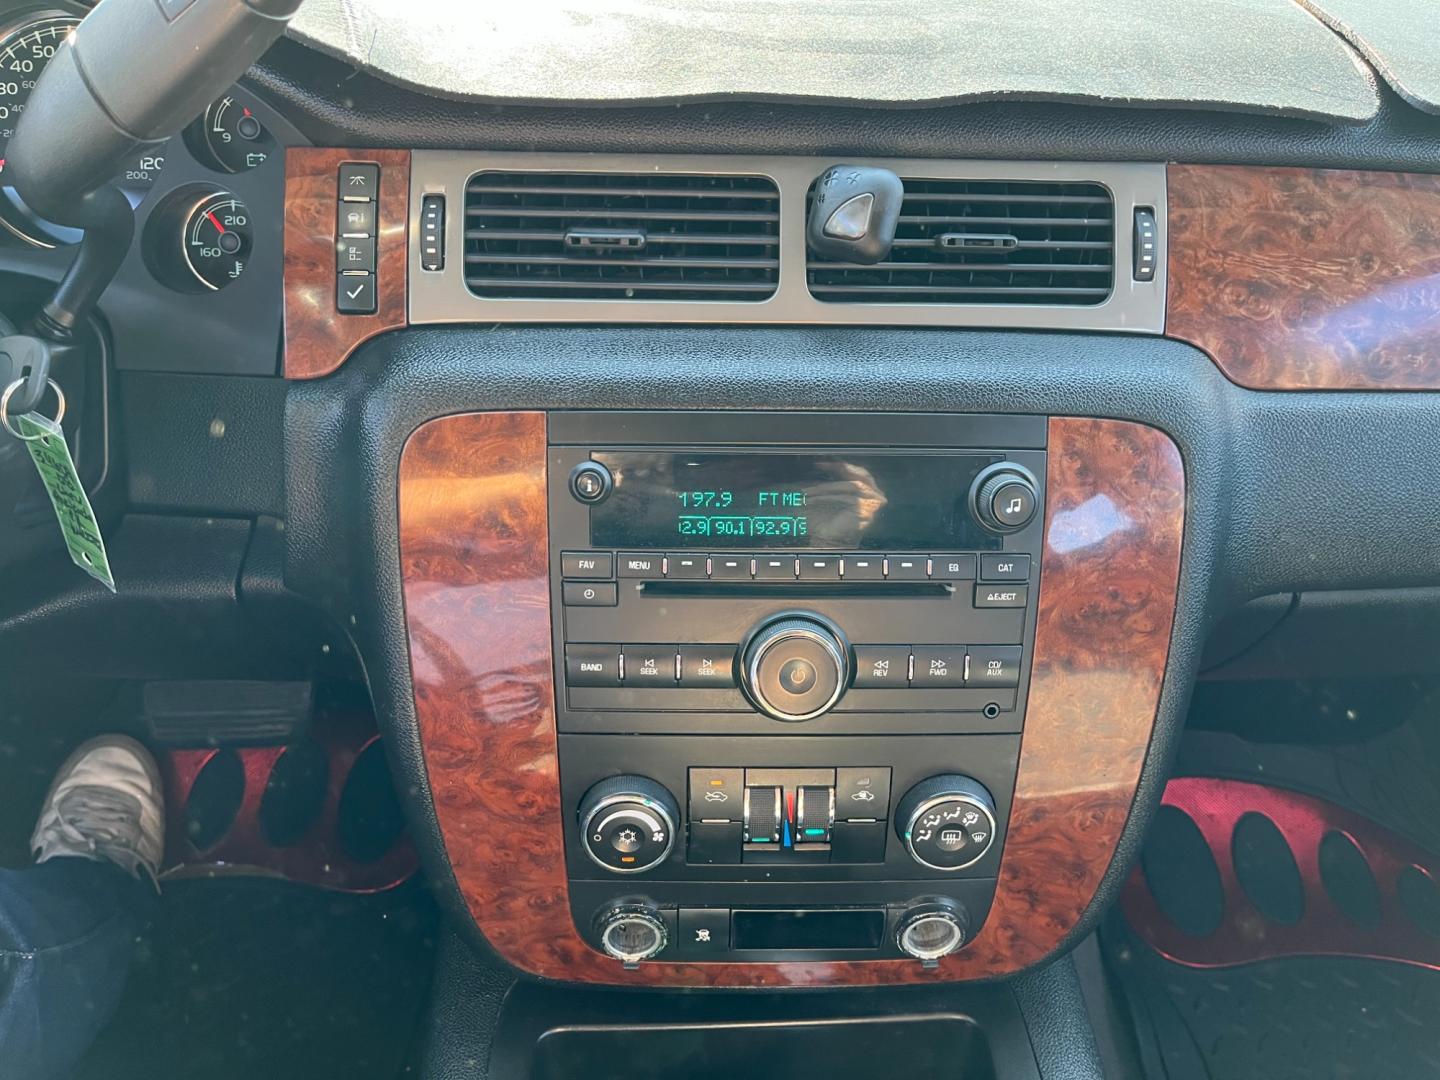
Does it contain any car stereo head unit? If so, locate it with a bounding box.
[540,413,1050,967]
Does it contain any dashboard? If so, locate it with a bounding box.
[4,0,1440,1000]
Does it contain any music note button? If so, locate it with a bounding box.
[973,466,1039,532]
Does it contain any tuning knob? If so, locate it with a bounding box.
[595,904,669,967]
[740,614,851,721]
[895,775,998,871]
[578,776,679,874]
[896,899,970,963]
[971,464,1039,532]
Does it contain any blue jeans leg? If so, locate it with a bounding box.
[0,857,152,1080]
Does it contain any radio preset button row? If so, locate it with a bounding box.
[605,552,1012,583]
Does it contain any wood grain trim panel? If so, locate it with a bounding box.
[1168,164,1440,390]
[283,148,409,380]
[398,413,1184,986]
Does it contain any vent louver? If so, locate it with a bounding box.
[807,179,1115,305]
[464,171,780,301]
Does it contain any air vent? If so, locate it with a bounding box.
[807,179,1115,305]
[464,172,780,301]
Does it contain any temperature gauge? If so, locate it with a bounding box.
[183,193,252,290]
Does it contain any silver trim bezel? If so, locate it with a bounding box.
[409,151,1166,332]
[743,624,849,722]
[579,794,676,874]
[903,793,998,872]
[598,909,669,964]
[896,910,967,961]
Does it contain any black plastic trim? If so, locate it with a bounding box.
[281,324,1440,982]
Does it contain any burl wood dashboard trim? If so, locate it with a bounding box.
[398,413,1185,986]
[283,148,409,380]
[1167,164,1440,391]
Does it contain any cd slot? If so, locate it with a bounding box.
[640,581,953,600]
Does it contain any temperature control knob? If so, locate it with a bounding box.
[896,899,970,962]
[971,464,1039,533]
[578,776,679,874]
[740,614,851,721]
[595,904,669,967]
[895,775,998,871]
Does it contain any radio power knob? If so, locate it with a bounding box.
[578,776,680,874]
[740,614,851,721]
[896,775,998,871]
[971,465,1039,532]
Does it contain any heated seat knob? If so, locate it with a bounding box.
[896,899,970,962]
[971,465,1039,532]
[595,904,669,967]
[895,775,998,871]
[578,776,679,874]
[740,614,851,721]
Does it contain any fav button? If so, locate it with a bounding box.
[561,551,614,579]
[851,645,911,689]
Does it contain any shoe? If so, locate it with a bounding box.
[30,735,166,881]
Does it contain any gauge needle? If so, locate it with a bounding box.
[206,210,226,233]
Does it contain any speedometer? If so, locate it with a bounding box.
[0,9,166,247]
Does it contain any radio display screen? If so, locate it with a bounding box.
[588,451,1004,550]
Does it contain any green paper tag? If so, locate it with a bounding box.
[16,411,115,593]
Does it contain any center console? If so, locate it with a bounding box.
[396,408,1184,987]
[547,413,1045,965]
